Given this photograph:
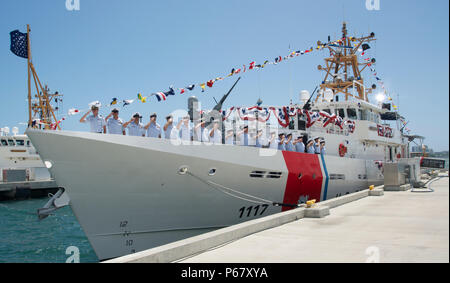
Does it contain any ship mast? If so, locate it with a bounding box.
[316,22,377,102]
[26,25,62,130]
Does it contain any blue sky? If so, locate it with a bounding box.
[1,0,448,151]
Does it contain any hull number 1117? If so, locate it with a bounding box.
[238,204,269,218]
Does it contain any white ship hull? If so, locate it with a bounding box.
[26,129,384,260]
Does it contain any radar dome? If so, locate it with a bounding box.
[300,90,310,104]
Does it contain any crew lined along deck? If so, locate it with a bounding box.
[79,106,328,154]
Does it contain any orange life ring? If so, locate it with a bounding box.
[339,143,347,157]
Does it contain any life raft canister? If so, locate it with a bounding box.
[339,143,347,157]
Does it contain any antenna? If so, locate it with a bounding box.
[24,25,62,130]
[342,1,345,23]
[289,43,293,101]
[316,22,376,102]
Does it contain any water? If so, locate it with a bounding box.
[0,198,98,263]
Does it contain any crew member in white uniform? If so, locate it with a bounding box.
[176,116,192,142]
[306,138,315,154]
[194,120,206,142]
[285,133,295,151]
[123,113,145,137]
[105,108,125,135]
[144,113,162,138]
[163,115,174,139]
[79,105,106,133]
[268,131,278,149]
[237,125,250,146]
[294,135,305,153]
[254,129,263,148]
[277,133,286,151]
[208,121,222,144]
[225,129,234,145]
[313,137,321,154]
[320,139,327,155]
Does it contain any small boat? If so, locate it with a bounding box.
[0,127,57,200]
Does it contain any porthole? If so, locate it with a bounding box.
[208,168,217,176]
[312,173,316,179]
[298,173,303,180]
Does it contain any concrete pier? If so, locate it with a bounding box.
[107,177,449,263]
[384,184,411,191]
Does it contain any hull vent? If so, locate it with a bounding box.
[267,172,282,179]
[358,174,368,179]
[330,174,346,180]
[250,171,282,179]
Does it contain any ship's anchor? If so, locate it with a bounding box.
[37,188,70,220]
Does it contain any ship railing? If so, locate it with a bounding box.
[309,124,349,136]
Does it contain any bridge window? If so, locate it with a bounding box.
[15,140,25,146]
[369,112,378,123]
[298,119,306,131]
[1,139,7,146]
[359,109,369,121]
[289,117,295,130]
[374,114,380,124]
[347,108,357,120]
[335,108,345,118]
[8,139,15,146]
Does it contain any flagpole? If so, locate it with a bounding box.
[26,24,32,128]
